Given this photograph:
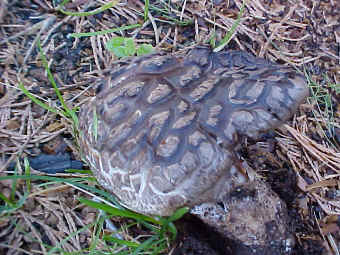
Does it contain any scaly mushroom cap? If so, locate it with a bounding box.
[78,47,309,216]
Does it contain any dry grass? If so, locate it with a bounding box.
[0,0,339,254]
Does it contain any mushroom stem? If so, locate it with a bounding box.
[191,179,295,255]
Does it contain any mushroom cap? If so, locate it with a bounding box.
[78,47,309,216]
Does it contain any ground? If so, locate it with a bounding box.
[0,0,339,254]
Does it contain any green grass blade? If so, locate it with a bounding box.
[0,175,120,206]
[131,236,157,255]
[55,0,69,8]
[37,39,79,127]
[65,169,92,174]
[47,221,98,255]
[23,157,31,193]
[78,197,161,225]
[37,40,66,109]
[214,0,245,52]
[57,0,118,17]
[0,192,14,206]
[88,214,105,253]
[103,236,139,248]
[18,82,58,114]
[69,24,141,38]
[144,0,150,21]
[167,222,177,239]
[158,207,188,239]
[167,207,189,222]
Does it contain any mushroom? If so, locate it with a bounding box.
[78,47,309,254]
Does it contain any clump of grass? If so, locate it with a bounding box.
[79,199,189,254]
[0,159,31,215]
[306,72,340,144]
[0,172,188,254]
[146,2,193,26]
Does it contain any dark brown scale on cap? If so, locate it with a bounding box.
[78,47,309,216]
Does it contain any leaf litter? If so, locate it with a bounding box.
[0,0,339,254]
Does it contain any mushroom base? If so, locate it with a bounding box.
[190,179,294,255]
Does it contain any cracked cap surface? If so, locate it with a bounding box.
[78,47,309,216]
